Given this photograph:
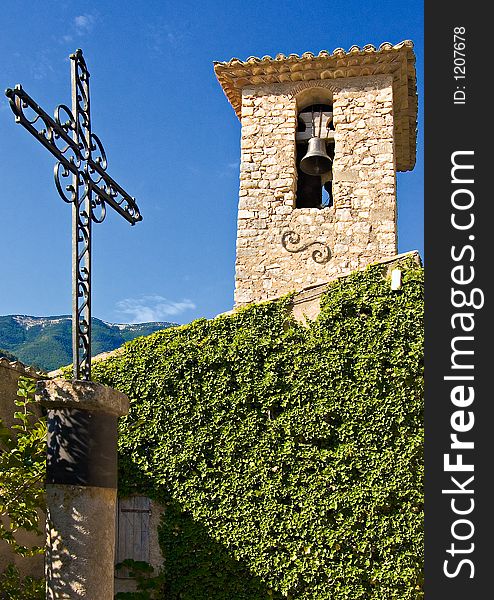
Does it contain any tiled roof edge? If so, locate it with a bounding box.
[213,40,414,67]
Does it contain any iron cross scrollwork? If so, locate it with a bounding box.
[5,49,142,381]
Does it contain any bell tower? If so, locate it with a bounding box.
[214,41,417,306]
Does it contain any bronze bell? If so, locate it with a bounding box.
[299,137,332,176]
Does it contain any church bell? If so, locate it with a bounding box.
[299,137,332,176]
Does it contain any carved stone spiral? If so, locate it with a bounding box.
[281,230,331,264]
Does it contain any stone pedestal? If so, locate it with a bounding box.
[36,379,129,600]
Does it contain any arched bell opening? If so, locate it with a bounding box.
[295,103,335,209]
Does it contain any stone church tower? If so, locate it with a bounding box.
[214,41,417,306]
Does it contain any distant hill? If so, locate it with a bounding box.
[0,348,20,362]
[0,315,175,372]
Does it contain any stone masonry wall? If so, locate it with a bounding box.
[235,74,397,306]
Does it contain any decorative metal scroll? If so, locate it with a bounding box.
[5,49,142,381]
[281,231,331,264]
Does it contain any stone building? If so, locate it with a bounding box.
[214,41,417,306]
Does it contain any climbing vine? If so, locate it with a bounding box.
[90,258,424,600]
[0,376,46,599]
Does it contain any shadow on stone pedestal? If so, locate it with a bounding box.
[36,379,129,600]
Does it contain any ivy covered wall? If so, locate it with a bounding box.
[92,259,424,600]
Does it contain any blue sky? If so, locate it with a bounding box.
[0,1,423,325]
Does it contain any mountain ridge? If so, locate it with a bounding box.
[0,314,175,371]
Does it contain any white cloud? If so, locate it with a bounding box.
[116,295,196,323]
[59,14,96,44]
[217,160,239,178]
[146,22,187,55]
[31,50,55,80]
[74,14,96,35]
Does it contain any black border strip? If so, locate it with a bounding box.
[425,4,491,596]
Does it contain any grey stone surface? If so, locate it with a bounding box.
[36,379,129,417]
[45,485,117,599]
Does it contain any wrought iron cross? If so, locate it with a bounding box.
[5,49,142,381]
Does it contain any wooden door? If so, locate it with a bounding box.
[115,496,151,578]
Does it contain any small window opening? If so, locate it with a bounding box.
[295,103,335,209]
